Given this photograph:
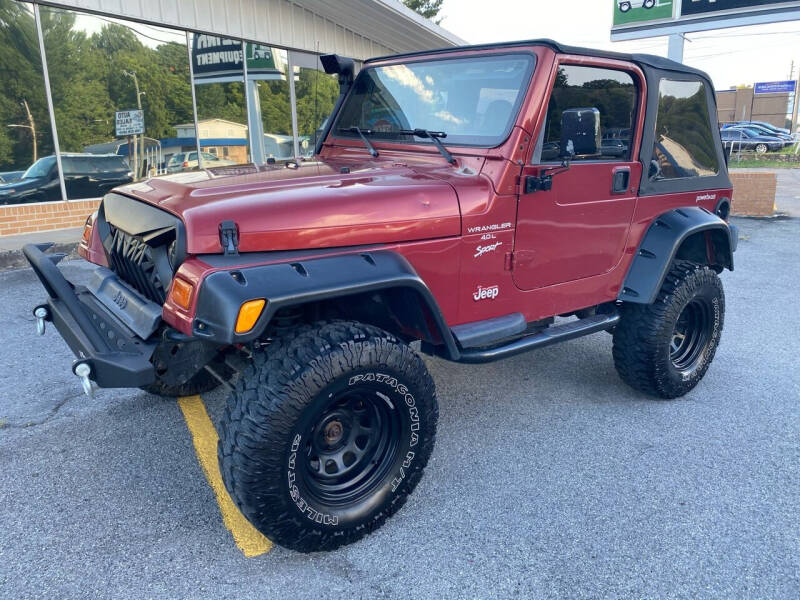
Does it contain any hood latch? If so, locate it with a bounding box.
[219,220,239,256]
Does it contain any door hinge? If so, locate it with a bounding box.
[524,175,553,194]
[219,220,239,256]
[504,251,514,271]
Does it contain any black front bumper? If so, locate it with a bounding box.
[23,243,157,388]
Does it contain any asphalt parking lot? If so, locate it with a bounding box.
[1,213,798,600]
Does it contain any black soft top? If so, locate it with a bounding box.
[366,38,710,79]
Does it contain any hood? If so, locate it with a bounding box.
[114,161,462,254]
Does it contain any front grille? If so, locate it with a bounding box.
[107,227,169,304]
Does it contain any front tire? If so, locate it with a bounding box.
[619,1,632,12]
[612,261,725,399]
[218,321,438,552]
[755,143,768,154]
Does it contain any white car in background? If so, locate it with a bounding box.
[166,151,237,173]
[618,0,657,11]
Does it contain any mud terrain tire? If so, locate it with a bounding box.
[218,321,438,552]
[613,261,725,399]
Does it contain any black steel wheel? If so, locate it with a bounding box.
[613,261,725,399]
[218,321,438,552]
[298,383,403,507]
[669,298,713,371]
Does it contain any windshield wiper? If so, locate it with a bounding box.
[339,126,379,158]
[397,129,456,165]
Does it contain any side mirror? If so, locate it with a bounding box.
[560,108,601,158]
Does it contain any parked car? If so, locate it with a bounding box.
[0,154,132,204]
[618,0,656,11]
[0,170,24,184]
[601,128,631,157]
[720,128,784,153]
[26,39,737,553]
[166,151,237,173]
[723,120,791,136]
[725,123,794,146]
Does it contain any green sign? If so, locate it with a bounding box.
[613,0,675,26]
[192,35,284,81]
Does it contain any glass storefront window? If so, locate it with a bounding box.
[190,34,249,169]
[292,52,340,159]
[252,46,292,163]
[0,2,352,207]
[38,6,194,198]
[0,0,54,205]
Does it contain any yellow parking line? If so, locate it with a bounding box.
[177,395,273,557]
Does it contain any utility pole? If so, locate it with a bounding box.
[123,70,146,179]
[7,99,37,164]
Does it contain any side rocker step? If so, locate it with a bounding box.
[457,312,620,364]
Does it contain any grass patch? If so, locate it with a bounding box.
[728,160,800,169]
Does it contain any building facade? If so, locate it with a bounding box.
[716,87,793,128]
[0,0,462,235]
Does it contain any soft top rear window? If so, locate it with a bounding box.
[651,79,719,180]
[333,54,535,147]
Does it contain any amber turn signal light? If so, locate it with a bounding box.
[235,299,266,334]
[170,277,194,310]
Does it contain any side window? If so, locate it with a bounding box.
[539,65,637,162]
[651,79,719,180]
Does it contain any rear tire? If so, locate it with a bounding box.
[218,321,438,552]
[619,1,632,11]
[755,143,768,154]
[612,261,725,399]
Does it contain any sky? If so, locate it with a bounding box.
[437,0,800,90]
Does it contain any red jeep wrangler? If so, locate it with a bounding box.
[25,39,737,552]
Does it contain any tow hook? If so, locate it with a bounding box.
[34,306,49,336]
[73,362,94,398]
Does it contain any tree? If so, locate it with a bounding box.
[403,0,444,24]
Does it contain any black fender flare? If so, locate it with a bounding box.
[191,250,460,359]
[619,206,737,304]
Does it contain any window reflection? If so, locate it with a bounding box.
[652,79,719,179]
[38,6,193,197]
[293,52,340,158]
[541,65,637,162]
[253,46,292,162]
[0,0,54,204]
[189,34,249,170]
[335,55,533,147]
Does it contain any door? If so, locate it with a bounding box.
[513,62,643,291]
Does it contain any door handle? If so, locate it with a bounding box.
[612,168,630,194]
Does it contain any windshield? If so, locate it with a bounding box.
[334,54,534,147]
[22,156,56,179]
